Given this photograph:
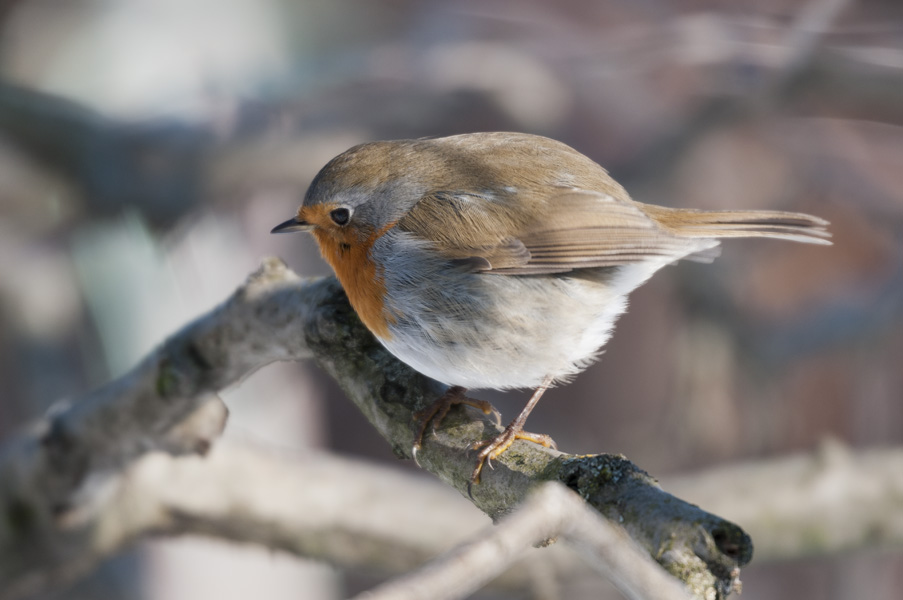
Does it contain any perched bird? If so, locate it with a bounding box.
[272,132,830,484]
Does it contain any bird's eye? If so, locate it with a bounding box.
[330,207,352,226]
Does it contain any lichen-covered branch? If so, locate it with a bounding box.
[289,260,752,598]
[0,259,751,600]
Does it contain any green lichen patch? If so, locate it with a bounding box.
[155,359,180,398]
[551,453,653,500]
[5,497,36,539]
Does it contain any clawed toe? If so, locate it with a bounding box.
[470,432,509,485]
[411,386,501,460]
[416,377,558,494]
[469,426,558,486]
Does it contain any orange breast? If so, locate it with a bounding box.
[312,228,394,339]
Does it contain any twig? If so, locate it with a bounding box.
[354,483,691,600]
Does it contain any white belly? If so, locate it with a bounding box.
[378,245,667,390]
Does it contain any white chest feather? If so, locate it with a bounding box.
[372,231,669,389]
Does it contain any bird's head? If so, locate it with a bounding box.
[271,140,431,245]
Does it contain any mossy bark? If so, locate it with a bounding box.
[0,259,752,599]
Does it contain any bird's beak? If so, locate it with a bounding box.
[270,217,312,234]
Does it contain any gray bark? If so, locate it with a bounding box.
[0,258,751,600]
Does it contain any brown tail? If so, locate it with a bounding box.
[643,205,832,246]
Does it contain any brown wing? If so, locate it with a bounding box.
[396,189,703,275]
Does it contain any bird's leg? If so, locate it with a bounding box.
[412,386,501,464]
[470,376,557,486]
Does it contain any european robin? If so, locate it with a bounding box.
[272,132,830,484]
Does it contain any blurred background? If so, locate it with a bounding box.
[0,0,901,598]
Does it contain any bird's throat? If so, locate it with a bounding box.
[312,228,394,340]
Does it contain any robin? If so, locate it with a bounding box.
[272,132,830,484]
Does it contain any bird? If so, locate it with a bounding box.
[272,131,831,485]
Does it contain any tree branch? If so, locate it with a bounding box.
[663,439,903,562]
[0,259,751,599]
[355,482,692,600]
[5,436,899,600]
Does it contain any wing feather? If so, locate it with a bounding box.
[396,189,706,275]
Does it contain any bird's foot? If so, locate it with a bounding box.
[469,425,557,488]
[412,386,501,465]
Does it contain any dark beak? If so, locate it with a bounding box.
[270,217,312,234]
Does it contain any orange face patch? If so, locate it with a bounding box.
[300,204,396,340]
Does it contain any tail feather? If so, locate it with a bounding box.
[643,206,832,246]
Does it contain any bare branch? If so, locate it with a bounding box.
[355,483,691,600]
[9,435,898,600]
[0,259,750,599]
[663,440,903,562]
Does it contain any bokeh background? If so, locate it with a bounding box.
[1,0,901,598]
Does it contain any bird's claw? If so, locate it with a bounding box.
[468,426,558,489]
[411,386,500,465]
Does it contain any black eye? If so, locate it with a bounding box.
[330,207,351,226]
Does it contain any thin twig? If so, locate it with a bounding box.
[355,483,690,600]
